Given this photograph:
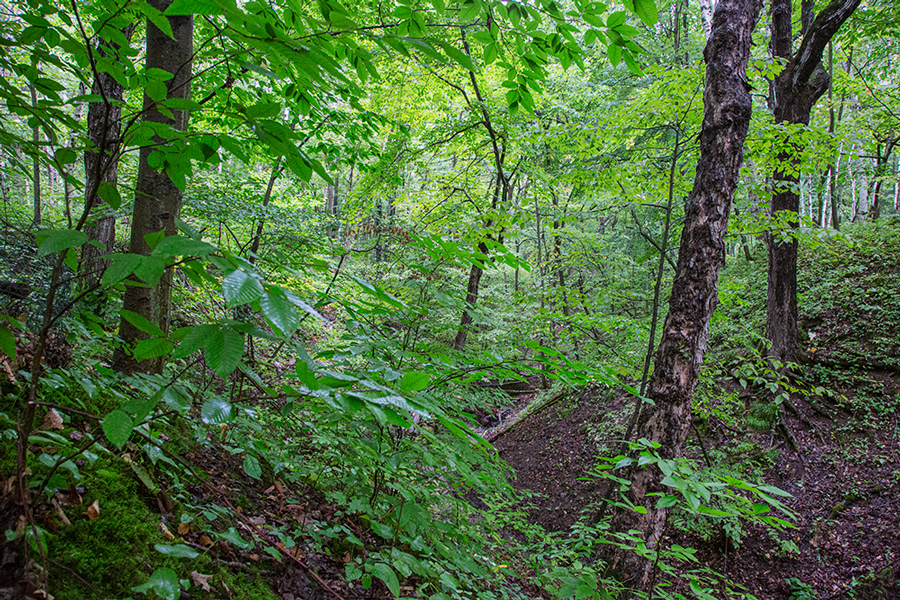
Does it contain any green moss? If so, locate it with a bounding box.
[44,454,279,600]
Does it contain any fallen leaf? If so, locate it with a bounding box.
[248,554,259,561]
[42,409,64,431]
[85,500,100,521]
[191,571,213,592]
[177,522,191,535]
[198,534,213,547]
[160,521,175,540]
[273,480,283,495]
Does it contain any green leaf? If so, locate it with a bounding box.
[205,327,244,378]
[123,388,163,423]
[133,567,180,600]
[147,78,168,102]
[244,101,282,120]
[432,39,476,72]
[102,254,143,286]
[143,3,174,38]
[222,269,264,306]
[120,309,165,337]
[218,527,253,550]
[294,361,319,390]
[133,338,175,360]
[172,324,216,359]
[165,0,222,15]
[154,543,199,558]
[102,410,133,449]
[632,0,658,26]
[36,229,87,258]
[656,494,678,508]
[55,147,77,165]
[0,325,15,360]
[200,397,236,425]
[243,455,262,480]
[399,372,429,393]
[607,10,627,27]
[260,287,297,335]
[153,235,216,258]
[134,255,167,285]
[372,563,400,597]
[96,181,122,209]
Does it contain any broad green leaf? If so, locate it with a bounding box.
[372,563,399,597]
[243,455,262,480]
[120,309,165,337]
[607,10,627,27]
[154,543,199,558]
[133,338,174,360]
[147,78,167,102]
[153,235,216,258]
[370,520,393,539]
[260,287,296,334]
[96,181,122,209]
[165,0,222,15]
[134,255,166,285]
[133,567,179,600]
[102,410,133,449]
[124,388,163,423]
[244,101,281,120]
[399,372,429,393]
[0,325,15,359]
[172,324,216,359]
[200,397,236,424]
[218,527,253,549]
[432,39,476,72]
[36,229,87,258]
[205,327,243,377]
[54,147,77,165]
[102,254,143,286]
[222,269,264,306]
[632,0,658,26]
[294,361,319,390]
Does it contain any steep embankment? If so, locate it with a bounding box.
[490,223,900,599]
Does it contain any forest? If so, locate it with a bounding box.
[0,0,898,598]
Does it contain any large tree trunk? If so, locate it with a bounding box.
[765,0,860,363]
[113,1,193,374]
[80,28,135,291]
[605,0,761,589]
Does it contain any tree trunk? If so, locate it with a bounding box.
[452,241,487,350]
[29,80,41,227]
[605,0,761,589]
[113,1,193,374]
[80,28,135,291]
[766,0,860,363]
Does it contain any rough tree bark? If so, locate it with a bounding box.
[766,0,860,363]
[80,27,135,291]
[605,0,761,590]
[112,1,192,374]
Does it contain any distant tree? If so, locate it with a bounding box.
[766,0,860,363]
[79,23,135,291]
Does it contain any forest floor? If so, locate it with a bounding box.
[489,366,900,600]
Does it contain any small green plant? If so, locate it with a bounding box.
[786,576,816,600]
